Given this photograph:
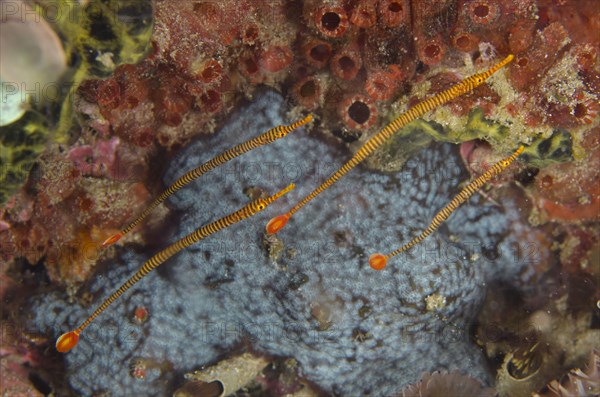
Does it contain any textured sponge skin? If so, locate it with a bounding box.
[28,90,527,396]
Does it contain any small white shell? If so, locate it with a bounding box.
[174,353,269,397]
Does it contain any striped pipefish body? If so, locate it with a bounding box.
[266,55,514,235]
[56,184,295,353]
[102,115,312,247]
[369,146,524,270]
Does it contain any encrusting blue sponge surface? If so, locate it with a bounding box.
[27,90,537,396]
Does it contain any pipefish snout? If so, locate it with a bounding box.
[57,183,295,353]
[102,115,312,247]
[266,55,514,235]
[369,145,524,270]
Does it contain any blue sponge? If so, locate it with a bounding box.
[28,90,531,396]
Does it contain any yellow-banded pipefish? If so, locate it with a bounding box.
[369,146,524,270]
[265,55,514,235]
[102,115,313,247]
[57,183,295,352]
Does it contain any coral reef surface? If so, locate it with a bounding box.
[27,90,537,396]
[1,0,598,395]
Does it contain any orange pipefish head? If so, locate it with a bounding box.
[266,213,290,234]
[515,145,525,155]
[297,113,313,126]
[274,115,313,139]
[369,253,387,270]
[56,330,80,353]
[262,183,295,207]
[254,184,295,213]
[472,54,514,86]
[492,54,514,72]
[272,183,295,201]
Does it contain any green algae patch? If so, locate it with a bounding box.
[48,0,154,140]
[0,0,153,204]
[520,129,574,167]
[0,112,49,204]
[366,107,574,173]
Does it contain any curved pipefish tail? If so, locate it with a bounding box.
[102,115,313,247]
[266,55,514,235]
[369,146,524,270]
[57,183,295,352]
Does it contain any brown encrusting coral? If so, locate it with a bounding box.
[61,0,596,150]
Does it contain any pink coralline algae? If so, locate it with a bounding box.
[0,339,45,397]
[1,138,151,285]
[68,137,121,180]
